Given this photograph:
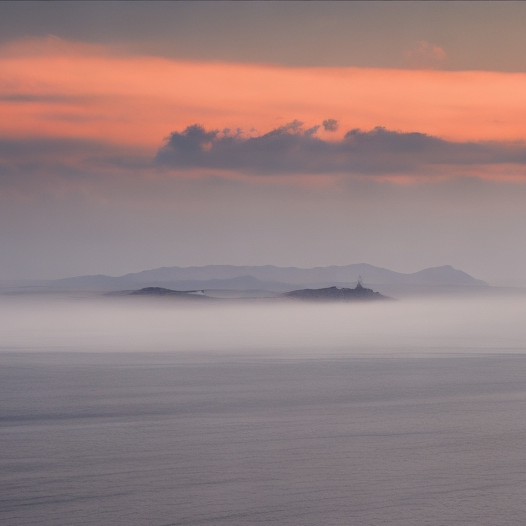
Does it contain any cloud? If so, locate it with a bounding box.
[404,41,447,69]
[0,136,153,200]
[3,122,526,201]
[156,121,526,176]
[0,137,151,168]
[322,119,338,132]
[0,93,84,103]
[2,38,526,154]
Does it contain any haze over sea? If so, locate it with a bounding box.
[2,295,526,526]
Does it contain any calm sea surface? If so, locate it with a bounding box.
[2,350,526,526]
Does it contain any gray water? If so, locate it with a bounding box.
[1,296,526,525]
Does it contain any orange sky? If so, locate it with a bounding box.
[2,38,526,154]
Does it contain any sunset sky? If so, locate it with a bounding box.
[2,1,526,283]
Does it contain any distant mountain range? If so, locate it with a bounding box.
[37,263,487,296]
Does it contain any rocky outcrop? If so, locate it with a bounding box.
[283,283,389,302]
[129,287,210,299]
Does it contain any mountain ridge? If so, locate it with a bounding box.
[46,263,487,292]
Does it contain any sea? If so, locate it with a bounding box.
[1,294,526,526]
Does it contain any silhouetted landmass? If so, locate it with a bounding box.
[2,264,492,298]
[49,264,487,292]
[128,287,211,299]
[131,287,187,296]
[284,283,389,302]
[118,263,487,287]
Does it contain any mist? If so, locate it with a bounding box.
[2,294,525,357]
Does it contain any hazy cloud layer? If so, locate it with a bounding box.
[0,93,81,103]
[403,41,447,69]
[0,136,155,201]
[2,3,526,72]
[157,122,526,176]
[0,137,151,170]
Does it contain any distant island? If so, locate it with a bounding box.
[123,287,213,301]
[124,282,389,302]
[284,282,389,302]
[130,287,205,297]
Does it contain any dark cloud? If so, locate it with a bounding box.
[0,94,84,104]
[0,137,106,159]
[322,119,338,132]
[156,122,526,176]
[0,137,151,167]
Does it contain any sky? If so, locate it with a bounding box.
[2,1,526,284]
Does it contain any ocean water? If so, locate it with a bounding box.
[1,296,526,525]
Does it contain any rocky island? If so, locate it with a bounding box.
[118,282,390,302]
[283,282,389,302]
[126,287,212,300]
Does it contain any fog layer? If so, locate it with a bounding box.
[1,295,525,356]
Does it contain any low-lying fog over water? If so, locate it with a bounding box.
[2,295,526,526]
[2,294,526,355]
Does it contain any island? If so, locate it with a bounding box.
[115,282,390,302]
[283,282,389,302]
[123,287,212,300]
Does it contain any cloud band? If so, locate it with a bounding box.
[157,122,526,176]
